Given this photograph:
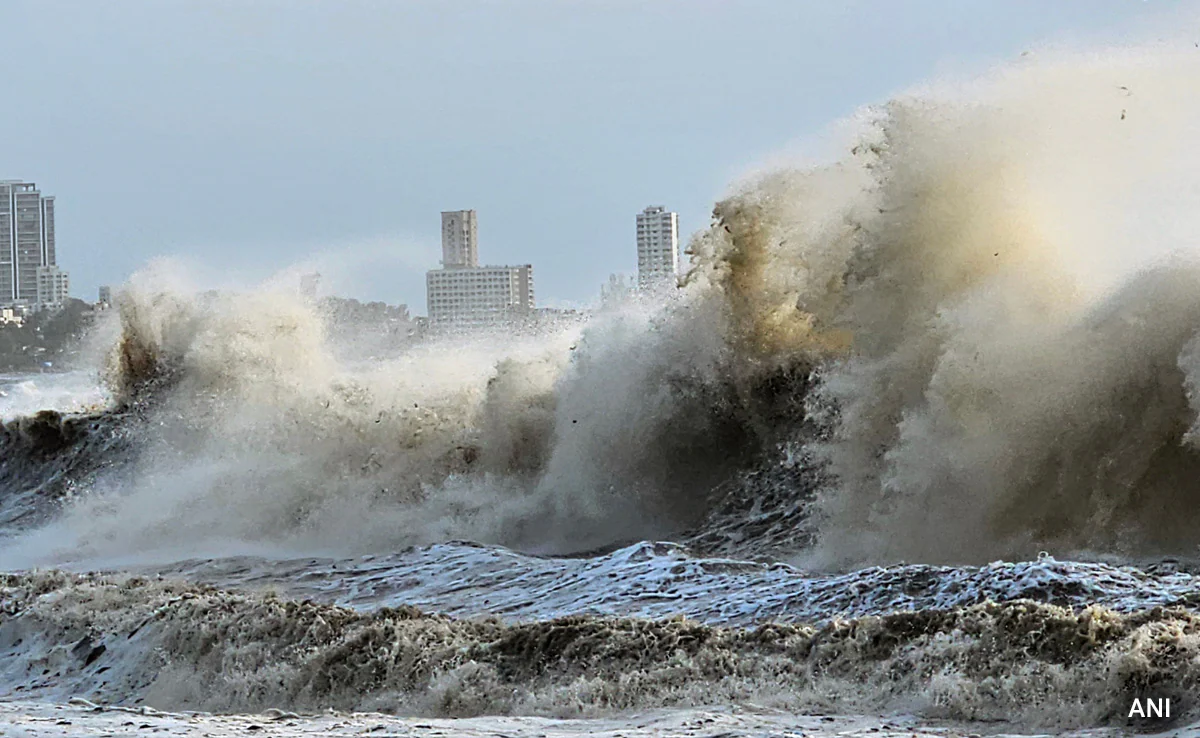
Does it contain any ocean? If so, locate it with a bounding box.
[3,47,1200,737]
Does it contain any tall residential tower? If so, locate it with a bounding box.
[441,209,479,268]
[0,180,61,307]
[636,205,679,289]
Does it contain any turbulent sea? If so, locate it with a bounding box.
[7,48,1200,737]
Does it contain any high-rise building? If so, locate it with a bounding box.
[0,180,62,307]
[636,206,679,290]
[98,285,112,308]
[426,210,534,328]
[441,210,479,268]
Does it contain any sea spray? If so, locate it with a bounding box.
[6,46,1200,573]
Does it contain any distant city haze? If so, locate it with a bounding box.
[0,0,1180,311]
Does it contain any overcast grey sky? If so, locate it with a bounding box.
[0,0,1182,312]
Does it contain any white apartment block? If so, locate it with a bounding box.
[636,205,679,289]
[0,180,57,306]
[35,265,69,310]
[426,210,534,327]
[426,265,534,327]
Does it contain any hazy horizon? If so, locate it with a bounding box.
[1,0,1183,313]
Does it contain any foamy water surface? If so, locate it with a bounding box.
[5,43,1200,734]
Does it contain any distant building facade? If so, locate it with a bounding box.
[635,205,679,289]
[0,182,65,312]
[97,285,112,308]
[427,264,534,327]
[299,273,320,301]
[426,210,534,328]
[441,210,479,268]
[0,180,62,308]
[600,273,635,305]
[35,266,69,310]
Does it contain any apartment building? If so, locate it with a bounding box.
[441,209,479,268]
[426,264,534,327]
[0,180,65,309]
[35,265,69,310]
[426,210,534,327]
[636,205,679,290]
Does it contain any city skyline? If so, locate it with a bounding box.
[0,2,1179,309]
[0,180,68,311]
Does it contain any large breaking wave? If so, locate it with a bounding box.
[6,47,1200,572]
[7,43,1200,733]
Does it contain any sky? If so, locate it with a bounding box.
[0,0,1185,313]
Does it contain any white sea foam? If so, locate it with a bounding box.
[0,372,109,422]
[2,571,1198,729]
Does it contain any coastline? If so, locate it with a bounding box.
[0,701,1165,738]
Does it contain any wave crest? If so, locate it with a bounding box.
[10,47,1200,568]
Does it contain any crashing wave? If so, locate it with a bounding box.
[6,47,1200,573]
